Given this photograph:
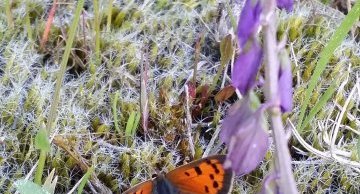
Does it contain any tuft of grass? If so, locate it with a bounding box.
[297,0,360,132]
[125,111,141,142]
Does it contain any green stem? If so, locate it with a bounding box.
[34,150,47,184]
[210,61,226,94]
[35,0,85,185]
[45,0,85,132]
[94,0,101,66]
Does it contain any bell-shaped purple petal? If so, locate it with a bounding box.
[220,97,254,142]
[232,41,263,95]
[278,52,293,112]
[220,97,269,175]
[276,0,293,11]
[237,0,262,48]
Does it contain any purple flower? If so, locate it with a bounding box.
[219,97,254,140]
[237,0,262,48]
[232,40,263,94]
[278,51,293,112]
[276,0,293,11]
[220,96,269,175]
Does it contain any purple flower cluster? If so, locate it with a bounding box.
[233,0,263,95]
[221,0,293,175]
[233,0,293,95]
[232,41,262,95]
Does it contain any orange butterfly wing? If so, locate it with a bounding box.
[122,180,153,194]
[165,155,234,194]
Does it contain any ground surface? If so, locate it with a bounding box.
[0,0,359,193]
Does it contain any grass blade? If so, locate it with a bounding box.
[77,167,94,194]
[125,111,136,137]
[34,128,51,152]
[35,0,85,185]
[300,81,337,131]
[132,112,141,136]
[297,1,360,131]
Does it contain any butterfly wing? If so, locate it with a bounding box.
[122,180,153,194]
[165,155,234,194]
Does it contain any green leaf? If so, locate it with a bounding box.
[15,180,49,194]
[35,128,50,152]
[77,167,94,194]
[297,1,360,132]
[132,112,141,136]
[125,111,136,137]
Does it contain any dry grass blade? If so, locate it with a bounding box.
[40,0,58,50]
[140,48,149,133]
[42,169,58,194]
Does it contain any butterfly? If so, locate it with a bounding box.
[123,155,234,194]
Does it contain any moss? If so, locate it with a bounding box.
[0,0,359,193]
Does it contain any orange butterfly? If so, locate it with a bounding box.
[123,155,234,194]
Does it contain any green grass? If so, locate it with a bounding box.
[0,0,359,193]
[297,0,360,132]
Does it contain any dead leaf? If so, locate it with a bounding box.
[215,85,235,103]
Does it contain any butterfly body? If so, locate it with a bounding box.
[152,175,179,194]
[123,155,233,194]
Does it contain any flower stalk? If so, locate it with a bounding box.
[263,1,297,193]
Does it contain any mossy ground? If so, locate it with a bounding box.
[0,0,359,193]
